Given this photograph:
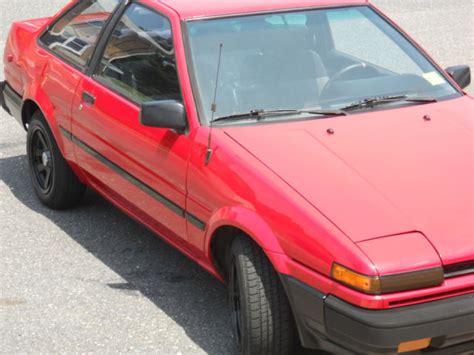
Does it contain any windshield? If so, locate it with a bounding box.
[185,6,460,123]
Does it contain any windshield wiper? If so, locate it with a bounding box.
[211,108,346,123]
[340,95,437,112]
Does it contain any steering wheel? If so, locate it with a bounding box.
[321,62,369,97]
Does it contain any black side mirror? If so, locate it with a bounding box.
[445,65,471,89]
[140,100,187,132]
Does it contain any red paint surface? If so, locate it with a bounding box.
[3,0,473,310]
[157,0,368,19]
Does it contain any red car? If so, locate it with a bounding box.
[2,0,473,353]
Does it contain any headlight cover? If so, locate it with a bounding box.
[331,263,444,294]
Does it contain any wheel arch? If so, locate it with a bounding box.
[22,81,57,124]
[21,84,65,153]
[21,99,42,128]
[206,206,287,280]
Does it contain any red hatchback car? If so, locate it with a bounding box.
[2,0,473,353]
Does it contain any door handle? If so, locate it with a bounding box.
[82,91,96,105]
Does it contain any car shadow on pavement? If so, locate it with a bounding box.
[0,154,233,354]
[0,154,322,355]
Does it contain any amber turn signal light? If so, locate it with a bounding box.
[398,338,431,353]
[331,263,444,295]
[331,263,382,294]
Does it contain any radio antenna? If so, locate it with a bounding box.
[205,43,223,166]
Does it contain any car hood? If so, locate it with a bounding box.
[224,97,474,265]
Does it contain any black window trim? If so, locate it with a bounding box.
[86,0,130,77]
[37,0,125,74]
[37,0,189,130]
[87,0,186,112]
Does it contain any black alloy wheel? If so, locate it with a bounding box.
[29,127,54,193]
[26,110,86,209]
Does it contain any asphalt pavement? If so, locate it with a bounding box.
[1,1,473,354]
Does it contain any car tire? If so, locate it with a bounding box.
[228,236,297,355]
[27,110,86,209]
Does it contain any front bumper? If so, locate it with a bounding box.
[281,275,474,354]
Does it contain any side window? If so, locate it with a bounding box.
[94,4,182,104]
[40,0,120,69]
[327,8,422,75]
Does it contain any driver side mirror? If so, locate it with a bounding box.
[140,100,187,133]
[445,65,471,89]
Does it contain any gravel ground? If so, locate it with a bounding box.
[1,1,473,354]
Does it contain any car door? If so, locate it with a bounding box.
[38,0,120,161]
[70,3,192,244]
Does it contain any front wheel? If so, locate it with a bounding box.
[228,236,297,355]
[27,111,86,209]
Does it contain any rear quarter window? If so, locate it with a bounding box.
[40,0,119,70]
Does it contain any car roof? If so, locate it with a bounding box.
[157,0,369,20]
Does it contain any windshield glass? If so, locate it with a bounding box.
[185,6,460,123]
